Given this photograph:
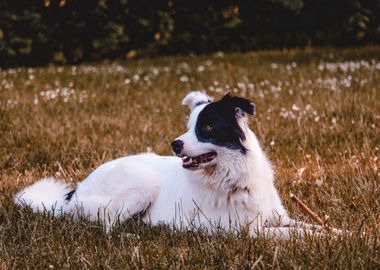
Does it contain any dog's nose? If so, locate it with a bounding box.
[171,140,184,154]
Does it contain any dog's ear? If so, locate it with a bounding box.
[182,91,213,111]
[221,93,256,118]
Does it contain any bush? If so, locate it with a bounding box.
[0,0,379,66]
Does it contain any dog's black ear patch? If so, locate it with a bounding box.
[194,93,256,154]
[221,93,256,116]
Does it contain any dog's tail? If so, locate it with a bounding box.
[14,177,74,215]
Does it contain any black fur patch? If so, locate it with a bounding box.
[195,94,255,153]
[65,189,76,202]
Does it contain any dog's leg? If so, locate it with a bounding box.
[284,218,324,231]
[69,186,158,231]
[251,226,322,240]
[109,187,158,230]
[281,218,344,235]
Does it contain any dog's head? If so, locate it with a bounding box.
[171,91,255,170]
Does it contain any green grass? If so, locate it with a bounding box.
[1,47,380,268]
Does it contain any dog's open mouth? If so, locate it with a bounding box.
[179,152,217,169]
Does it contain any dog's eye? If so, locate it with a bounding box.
[202,125,213,133]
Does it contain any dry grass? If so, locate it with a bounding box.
[1,47,380,269]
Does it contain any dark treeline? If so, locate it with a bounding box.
[1,0,379,66]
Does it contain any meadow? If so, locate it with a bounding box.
[1,47,379,269]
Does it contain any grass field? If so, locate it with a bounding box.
[1,47,380,269]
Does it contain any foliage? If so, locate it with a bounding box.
[0,0,379,66]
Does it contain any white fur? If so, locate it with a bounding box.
[15,91,331,239]
[15,178,71,214]
[182,91,213,111]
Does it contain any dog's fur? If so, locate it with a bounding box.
[15,91,330,239]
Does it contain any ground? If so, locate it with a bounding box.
[1,47,379,268]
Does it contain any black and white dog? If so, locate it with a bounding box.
[15,91,333,238]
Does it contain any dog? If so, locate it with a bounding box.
[15,91,332,239]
